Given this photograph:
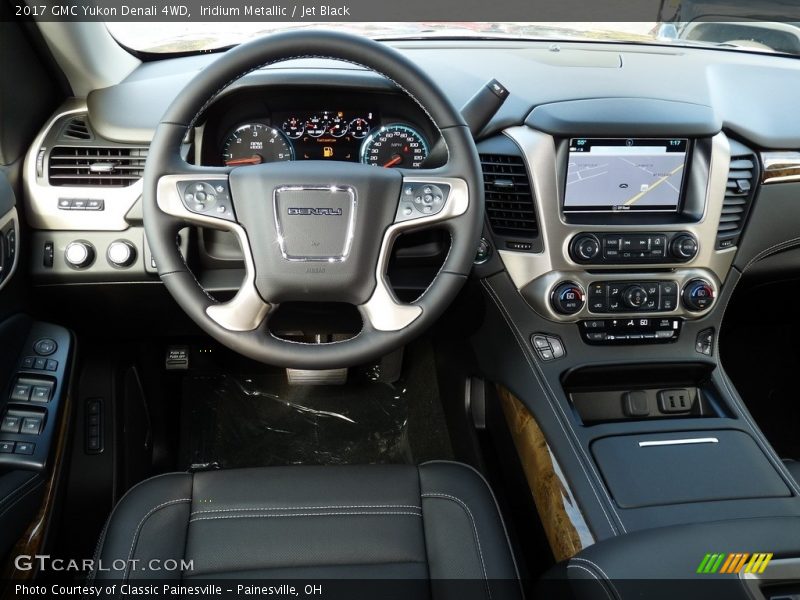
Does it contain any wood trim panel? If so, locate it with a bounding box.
[497,385,593,561]
[762,152,800,184]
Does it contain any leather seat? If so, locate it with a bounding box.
[90,461,521,595]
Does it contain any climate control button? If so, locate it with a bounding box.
[682,279,716,312]
[622,285,649,309]
[551,282,585,315]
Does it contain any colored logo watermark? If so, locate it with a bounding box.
[697,553,773,574]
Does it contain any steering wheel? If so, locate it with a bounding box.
[143,31,483,369]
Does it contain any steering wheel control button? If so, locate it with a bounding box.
[682,279,716,312]
[551,282,585,315]
[65,241,95,269]
[178,181,236,222]
[531,334,566,361]
[395,183,450,222]
[33,338,57,356]
[107,240,137,268]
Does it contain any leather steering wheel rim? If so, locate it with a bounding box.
[143,30,483,369]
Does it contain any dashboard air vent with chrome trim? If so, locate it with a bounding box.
[716,143,758,250]
[479,153,539,243]
[48,146,148,187]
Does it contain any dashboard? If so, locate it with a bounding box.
[17,41,800,348]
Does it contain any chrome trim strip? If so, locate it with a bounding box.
[361,176,468,332]
[498,127,736,322]
[761,151,800,184]
[272,184,357,262]
[23,99,145,231]
[638,438,719,447]
[0,208,20,293]
[740,558,800,591]
[157,174,270,332]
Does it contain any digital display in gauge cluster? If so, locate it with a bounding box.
[275,110,377,162]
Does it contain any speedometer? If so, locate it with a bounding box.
[222,123,293,166]
[360,124,428,169]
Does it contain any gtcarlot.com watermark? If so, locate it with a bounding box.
[14,554,194,573]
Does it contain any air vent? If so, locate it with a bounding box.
[716,153,758,249]
[480,153,538,241]
[48,146,148,187]
[60,116,92,141]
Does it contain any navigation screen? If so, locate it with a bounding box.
[564,138,689,212]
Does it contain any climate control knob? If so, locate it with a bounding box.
[622,285,649,309]
[64,241,94,269]
[570,234,601,261]
[671,234,698,260]
[682,279,716,312]
[551,282,585,315]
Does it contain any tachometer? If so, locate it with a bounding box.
[360,124,428,169]
[222,124,293,166]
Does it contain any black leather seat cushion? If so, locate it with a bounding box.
[91,462,520,596]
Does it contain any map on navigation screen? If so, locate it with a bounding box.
[564,138,688,212]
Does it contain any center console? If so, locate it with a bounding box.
[469,97,800,553]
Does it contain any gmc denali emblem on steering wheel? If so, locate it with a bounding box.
[287,207,344,216]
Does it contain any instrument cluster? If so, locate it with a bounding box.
[219,109,430,169]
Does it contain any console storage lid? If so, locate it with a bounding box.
[592,430,792,509]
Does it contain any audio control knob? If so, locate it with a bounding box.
[570,234,601,261]
[551,282,585,315]
[64,241,94,269]
[622,285,649,309]
[682,279,715,312]
[107,240,136,268]
[671,234,698,260]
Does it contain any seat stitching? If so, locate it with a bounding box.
[420,461,524,590]
[89,472,190,583]
[189,510,421,523]
[191,504,422,515]
[122,498,192,584]
[421,492,492,600]
[571,557,622,599]
[566,564,615,600]
[481,279,622,533]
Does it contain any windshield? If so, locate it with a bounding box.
[105,22,800,55]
